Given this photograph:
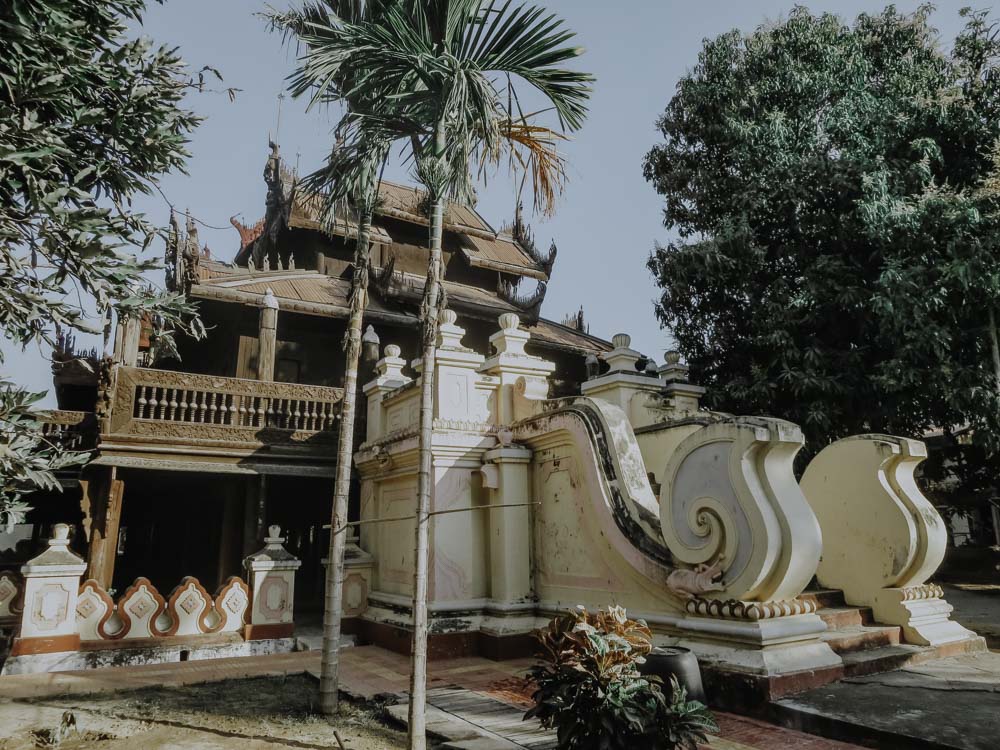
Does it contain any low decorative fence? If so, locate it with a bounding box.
[0,571,24,629]
[76,576,251,641]
[3,525,302,669]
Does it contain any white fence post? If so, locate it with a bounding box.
[244,525,301,640]
[11,524,87,657]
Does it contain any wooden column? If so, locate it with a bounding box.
[258,288,279,381]
[83,467,125,588]
[216,482,242,588]
[242,475,268,557]
[114,315,142,366]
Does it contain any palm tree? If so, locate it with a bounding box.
[344,6,590,747]
[272,2,591,743]
[265,0,398,717]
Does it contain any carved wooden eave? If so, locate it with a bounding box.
[497,278,547,320]
[231,215,266,251]
[370,261,533,324]
[460,246,549,281]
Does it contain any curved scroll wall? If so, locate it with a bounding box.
[659,417,822,603]
[800,435,946,601]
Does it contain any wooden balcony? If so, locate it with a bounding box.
[40,410,98,452]
[95,366,344,475]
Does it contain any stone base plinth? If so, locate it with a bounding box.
[0,634,297,676]
[673,612,842,675]
[357,593,543,660]
[872,590,977,647]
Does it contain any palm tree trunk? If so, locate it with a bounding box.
[319,205,374,716]
[408,129,447,750]
[991,307,1000,395]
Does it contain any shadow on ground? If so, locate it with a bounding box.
[0,675,405,749]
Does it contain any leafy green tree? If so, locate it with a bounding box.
[645,5,1000,472]
[0,0,209,525]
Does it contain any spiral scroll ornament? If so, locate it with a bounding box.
[659,417,822,604]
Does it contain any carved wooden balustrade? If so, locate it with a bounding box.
[39,410,98,452]
[101,366,344,462]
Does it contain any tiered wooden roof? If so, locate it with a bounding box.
[194,144,609,356]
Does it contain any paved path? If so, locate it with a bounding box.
[944,583,1000,648]
[0,646,864,749]
[773,651,1000,750]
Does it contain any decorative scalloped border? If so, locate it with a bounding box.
[0,570,24,617]
[211,576,251,633]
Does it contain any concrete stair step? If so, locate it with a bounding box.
[816,605,873,629]
[840,635,988,678]
[822,624,901,654]
[840,643,928,677]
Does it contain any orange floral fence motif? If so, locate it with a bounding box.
[76,575,250,641]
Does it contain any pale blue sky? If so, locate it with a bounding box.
[5,0,968,404]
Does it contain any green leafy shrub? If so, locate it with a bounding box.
[525,606,718,750]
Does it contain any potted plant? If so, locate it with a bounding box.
[525,606,718,750]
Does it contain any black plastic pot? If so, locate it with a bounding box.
[639,646,707,704]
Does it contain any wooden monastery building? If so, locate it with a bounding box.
[11,143,611,614]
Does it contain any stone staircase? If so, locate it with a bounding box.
[800,589,985,679]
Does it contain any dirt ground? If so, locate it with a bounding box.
[0,675,407,749]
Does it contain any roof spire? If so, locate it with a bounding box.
[272,92,285,147]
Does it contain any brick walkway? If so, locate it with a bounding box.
[0,646,862,749]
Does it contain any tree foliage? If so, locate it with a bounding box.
[645,5,1000,466]
[0,0,208,524]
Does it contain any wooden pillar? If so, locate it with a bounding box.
[114,315,141,367]
[216,482,242,588]
[242,475,268,557]
[83,467,125,588]
[258,289,279,381]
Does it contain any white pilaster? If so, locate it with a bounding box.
[480,313,555,424]
[244,525,301,640]
[13,524,87,657]
[363,344,412,443]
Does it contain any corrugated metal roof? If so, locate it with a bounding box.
[196,260,238,282]
[526,318,613,354]
[196,269,611,354]
[280,180,545,279]
[288,191,393,244]
[200,271,405,319]
[377,181,494,233]
[461,234,546,280]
